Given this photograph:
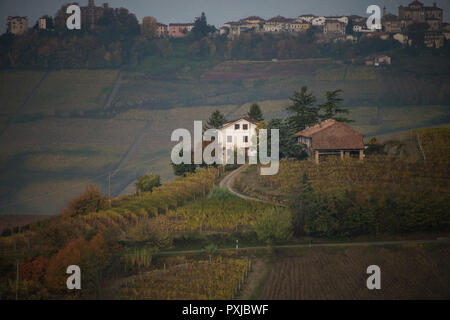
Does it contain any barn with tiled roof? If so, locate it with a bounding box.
[294,119,365,163]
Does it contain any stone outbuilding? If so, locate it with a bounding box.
[294,119,364,163]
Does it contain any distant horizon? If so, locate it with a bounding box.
[1,0,449,34]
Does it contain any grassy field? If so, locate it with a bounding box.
[0,104,239,214]
[350,105,450,136]
[256,244,450,299]
[0,117,146,214]
[22,70,118,115]
[0,70,47,116]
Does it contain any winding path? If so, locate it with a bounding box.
[219,164,284,206]
[219,164,267,203]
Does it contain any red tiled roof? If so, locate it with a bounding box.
[267,15,289,23]
[295,119,364,150]
[294,119,337,137]
[221,117,259,128]
[242,16,264,21]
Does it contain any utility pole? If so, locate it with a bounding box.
[108,172,111,208]
[15,259,19,300]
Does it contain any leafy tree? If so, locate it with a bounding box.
[63,185,106,217]
[199,37,216,56]
[204,243,218,263]
[286,86,319,133]
[247,103,264,121]
[141,16,158,37]
[254,208,293,244]
[155,39,174,59]
[365,137,385,155]
[318,89,353,122]
[407,22,430,48]
[135,174,161,194]
[189,41,201,56]
[171,149,197,177]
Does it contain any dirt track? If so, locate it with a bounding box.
[219,164,268,203]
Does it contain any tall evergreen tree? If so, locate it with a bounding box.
[289,172,314,236]
[203,110,227,132]
[267,118,307,160]
[318,89,353,122]
[346,18,354,35]
[247,103,264,121]
[192,12,216,39]
[286,86,319,133]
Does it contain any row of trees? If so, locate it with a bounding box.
[290,170,449,237]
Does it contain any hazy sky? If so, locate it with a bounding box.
[1,0,449,33]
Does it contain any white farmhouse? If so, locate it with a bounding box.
[217,117,259,159]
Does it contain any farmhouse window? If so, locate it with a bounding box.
[243,136,248,143]
[243,124,248,130]
[227,136,232,143]
[235,124,240,130]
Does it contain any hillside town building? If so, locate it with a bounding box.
[81,0,109,29]
[7,16,28,35]
[156,23,168,37]
[398,0,442,30]
[324,20,346,35]
[53,0,108,30]
[382,1,443,32]
[169,23,194,37]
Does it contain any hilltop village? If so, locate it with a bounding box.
[6,0,450,48]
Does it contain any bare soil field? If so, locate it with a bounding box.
[257,244,450,300]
